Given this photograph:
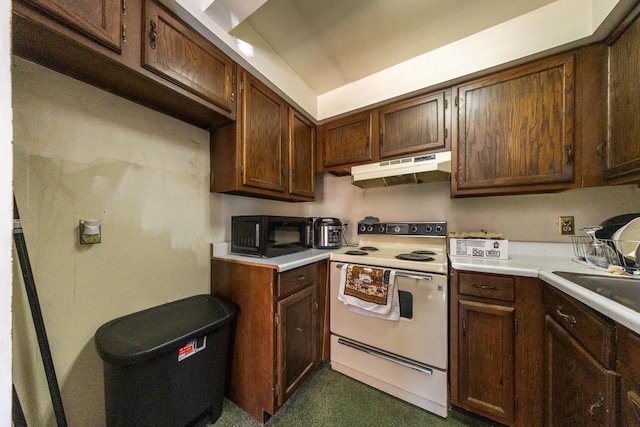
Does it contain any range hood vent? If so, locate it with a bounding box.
[351,151,451,189]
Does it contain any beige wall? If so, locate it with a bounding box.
[12,57,640,425]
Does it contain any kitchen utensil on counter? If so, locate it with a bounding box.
[314,217,343,249]
[581,226,620,269]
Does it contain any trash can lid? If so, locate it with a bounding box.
[95,294,236,365]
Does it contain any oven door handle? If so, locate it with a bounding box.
[337,338,433,375]
[334,264,433,281]
[396,273,432,281]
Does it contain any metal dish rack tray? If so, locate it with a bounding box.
[571,236,640,276]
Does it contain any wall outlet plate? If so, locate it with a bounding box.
[559,216,575,235]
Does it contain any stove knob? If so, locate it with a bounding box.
[426,226,433,233]
[367,225,374,232]
[359,224,367,232]
[394,226,401,233]
[435,225,443,233]
[410,225,418,233]
[377,224,386,233]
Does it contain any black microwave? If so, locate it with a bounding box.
[231,216,312,258]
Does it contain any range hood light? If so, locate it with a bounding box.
[350,151,451,189]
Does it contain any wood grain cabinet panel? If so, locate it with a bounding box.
[289,109,316,198]
[618,326,640,426]
[211,259,326,424]
[321,111,373,170]
[450,271,544,426]
[452,52,576,196]
[26,0,122,52]
[210,69,315,201]
[379,91,449,159]
[457,299,515,423]
[142,0,235,113]
[544,315,618,426]
[606,5,640,182]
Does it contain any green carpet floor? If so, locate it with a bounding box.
[211,363,499,426]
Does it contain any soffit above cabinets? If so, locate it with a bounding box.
[170,0,631,120]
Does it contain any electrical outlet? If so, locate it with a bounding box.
[559,216,575,235]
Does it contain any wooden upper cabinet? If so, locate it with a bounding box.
[142,0,235,113]
[289,108,316,198]
[452,53,576,196]
[241,72,287,193]
[606,5,640,183]
[210,69,315,201]
[379,91,449,159]
[26,0,122,52]
[321,111,374,170]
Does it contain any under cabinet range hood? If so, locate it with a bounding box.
[351,151,452,188]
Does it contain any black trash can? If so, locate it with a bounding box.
[95,294,237,427]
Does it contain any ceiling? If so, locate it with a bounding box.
[172,0,631,119]
[234,0,555,95]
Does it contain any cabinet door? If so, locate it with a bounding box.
[606,8,640,181]
[26,0,122,52]
[379,91,449,159]
[289,108,316,199]
[618,326,640,427]
[457,299,515,424]
[321,111,373,169]
[453,53,575,196]
[545,316,618,426]
[241,72,287,193]
[276,285,317,407]
[142,0,235,113]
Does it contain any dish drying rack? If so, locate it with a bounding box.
[571,236,640,276]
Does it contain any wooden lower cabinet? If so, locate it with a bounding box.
[210,258,326,423]
[618,326,640,426]
[545,316,618,426]
[543,284,618,426]
[450,270,544,426]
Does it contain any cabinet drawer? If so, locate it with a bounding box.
[544,285,615,368]
[458,272,515,302]
[278,264,317,298]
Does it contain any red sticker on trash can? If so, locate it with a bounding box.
[178,337,206,361]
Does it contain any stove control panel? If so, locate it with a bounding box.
[358,221,447,237]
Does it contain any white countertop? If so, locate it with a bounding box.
[211,242,334,272]
[450,241,640,335]
[212,240,640,334]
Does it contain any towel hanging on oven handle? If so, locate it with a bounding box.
[334,263,432,281]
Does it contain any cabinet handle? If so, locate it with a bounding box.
[565,145,574,166]
[291,168,296,183]
[555,305,577,325]
[122,0,127,15]
[596,140,607,160]
[294,275,307,282]
[472,283,500,291]
[628,390,640,421]
[121,24,127,43]
[462,318,467,336]
[149,19,157,50]
[588,394,604,418]
[380,133,384,146]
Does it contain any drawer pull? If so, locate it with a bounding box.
[472,283,500,291]
[556,305,577,325]
[294,275,307,282]
[588,394,604,418]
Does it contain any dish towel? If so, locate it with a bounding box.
[337,264,399,321]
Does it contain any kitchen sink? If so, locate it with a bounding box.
[553,271,640,313]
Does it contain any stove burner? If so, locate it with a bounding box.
[359,246,379,251]
[345,250,369,256]
[411,250,436,255]
[395,253,435,262]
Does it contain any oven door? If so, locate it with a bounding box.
[329,261,448,369]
